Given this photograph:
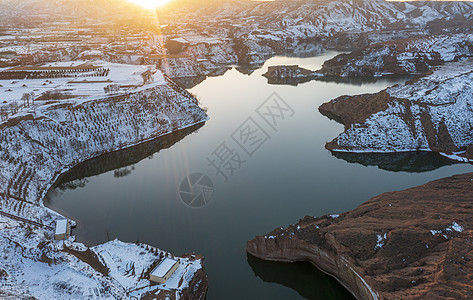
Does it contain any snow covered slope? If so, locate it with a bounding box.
[154,0,473,76]
[318,33,473,76]
[0,218,125,299]
[0,71,209,299]
[0,218,207,299]
[319,59,473,161]
[181,0,473,36]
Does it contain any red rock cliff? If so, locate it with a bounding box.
[247,173,473,299]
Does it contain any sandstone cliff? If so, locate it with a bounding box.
[247,172,473,299]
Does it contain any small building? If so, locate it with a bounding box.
[54,219,71,240]
[149,257,180,284]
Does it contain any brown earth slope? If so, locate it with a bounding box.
[247,173,473,299]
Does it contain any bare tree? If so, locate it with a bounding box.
[21,91,35,107]
[29,91,35,105]
[21,93,30,107]
[104,84,120,94]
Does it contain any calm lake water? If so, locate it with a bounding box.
[45,52,473,299]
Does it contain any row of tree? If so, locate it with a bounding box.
[21,92,35,107]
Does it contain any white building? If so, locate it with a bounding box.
[149,257,180,284]
[54,219,71,240]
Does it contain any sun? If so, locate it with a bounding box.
[127,0,172,9]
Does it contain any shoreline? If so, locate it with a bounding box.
[248,172,473,299]
[0,81,210,299]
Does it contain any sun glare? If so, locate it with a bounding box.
[128,0,172,9]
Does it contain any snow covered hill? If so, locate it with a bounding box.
[2,0,473,47]
[319,59,473,161]
[0,72,209,299]
[318,33,473,77]
[2,0,472,80]
[181,0,473,35]
[154,0,473,76]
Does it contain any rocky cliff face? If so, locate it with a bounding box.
[318,34,473,77]
[247,172,473,299]
[318,59,473,161]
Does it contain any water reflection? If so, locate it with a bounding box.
[331,151,457,173]
[266,75,413,87]
[265,76,313,86]
[172,76,207,89]
[172,68,232,89]
[207,67,232,77]
[114,166,135,178]
[235,66,258,76]
[49,123,204,192]
[247,254,355,300]
[55,178,89,192]
[316,75,414,86]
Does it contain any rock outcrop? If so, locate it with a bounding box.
[264,65,314,79]
[247,172,473,299]
[262,65,319,85]
[319,59,473,161]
